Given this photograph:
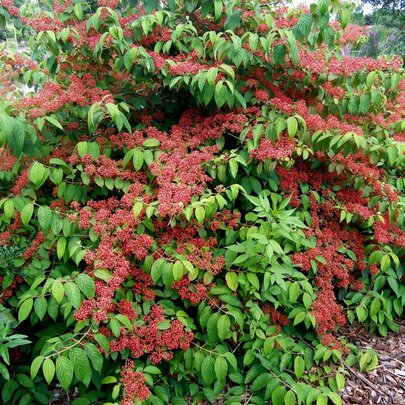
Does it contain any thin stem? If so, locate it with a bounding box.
[45,327,92,359]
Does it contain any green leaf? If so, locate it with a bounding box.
[393,298,402,316]
[51,280,65,304]
[133,201,143,219]
[387,276,399,295]
[110,318,121,337]
[84,343,103,373]
[124,48,138,70]
[271,386,286,405]
[38,206,52,230]
[280,352,292,371]
[76,141,88,157]
[225,272,239,292]
[214,82,229,108]
[289,281,301,302]
[207,67,218,86]
[30,356,44,379]
[74,3,83,20]
[293,311,306,325]
[370,298,381,317]
[7,117,25,156]
[0,113,13,145]
[319,0,330,14]
[217,314,231,341]
[87,142,100,159]
[341,8,351,28]
[273,44,287,65]
[29,162,45,186]
[251,373,272,391]
[214,356,228,381]
[74,249,86,266]
[336,373,345,391]
[94,333,110,352]
[3,200,14,218]
[263,338,274,355]
[104,179,114,190]
[303,292,312,310]
[56,356,73,391]
[229,159,238,178]
[101,376,117,384]
[380,254,391,271]
[94,269,113,282]
[359,352,371,372]
[18,298,33,323]
[365,353,378,371]
[21,203,34,225]
[287,117,298,138]
[106,103,120,120]
[45,116,63,130]
[195,206,205,223]
[144,365,160,374]
[16,374,34,389]
[43,358,55,385]
[143,138,160,148]
[284,390,297,405]
[213,0,222,20]
[359,93,371,114]
[297,13,313,38]
[317,394,328,405]
[247,272,260,290]
[224,352,238,371]
[69,348,91,387]
[356,306,368,322]
[115,314,133,330]
[328,392,343,405]
[289,42,300,65]
[391,73,400,90]
[57,237,67,260]
[64,282,81,309]
[34,297,47,320]
[203,84,214,105]
[366,71,376,88]
[76,274,95,298]
[273,119,285,139]
[201,356,216,385]
[1,380,18,402]
[294,355,305,379]
[133,148,144,171]
[143,0,158,14]
[151,258,165,283]
[0,363,10,380]
[173,261,184,281]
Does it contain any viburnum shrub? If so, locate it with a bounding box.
[0,0,404,404]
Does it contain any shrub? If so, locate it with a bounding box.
[0,0,404,404]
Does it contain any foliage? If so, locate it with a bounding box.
[0,0,404,404]
[351,4,405,62]
[0,0,30,41]
[361,0,405,11]
[0,305,31,381]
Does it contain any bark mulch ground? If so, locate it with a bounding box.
[340,321,405,405]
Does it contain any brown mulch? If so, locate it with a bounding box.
[339,322,405,405]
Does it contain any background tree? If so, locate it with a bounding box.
[363,0,404,10]
[349,1,405,61]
